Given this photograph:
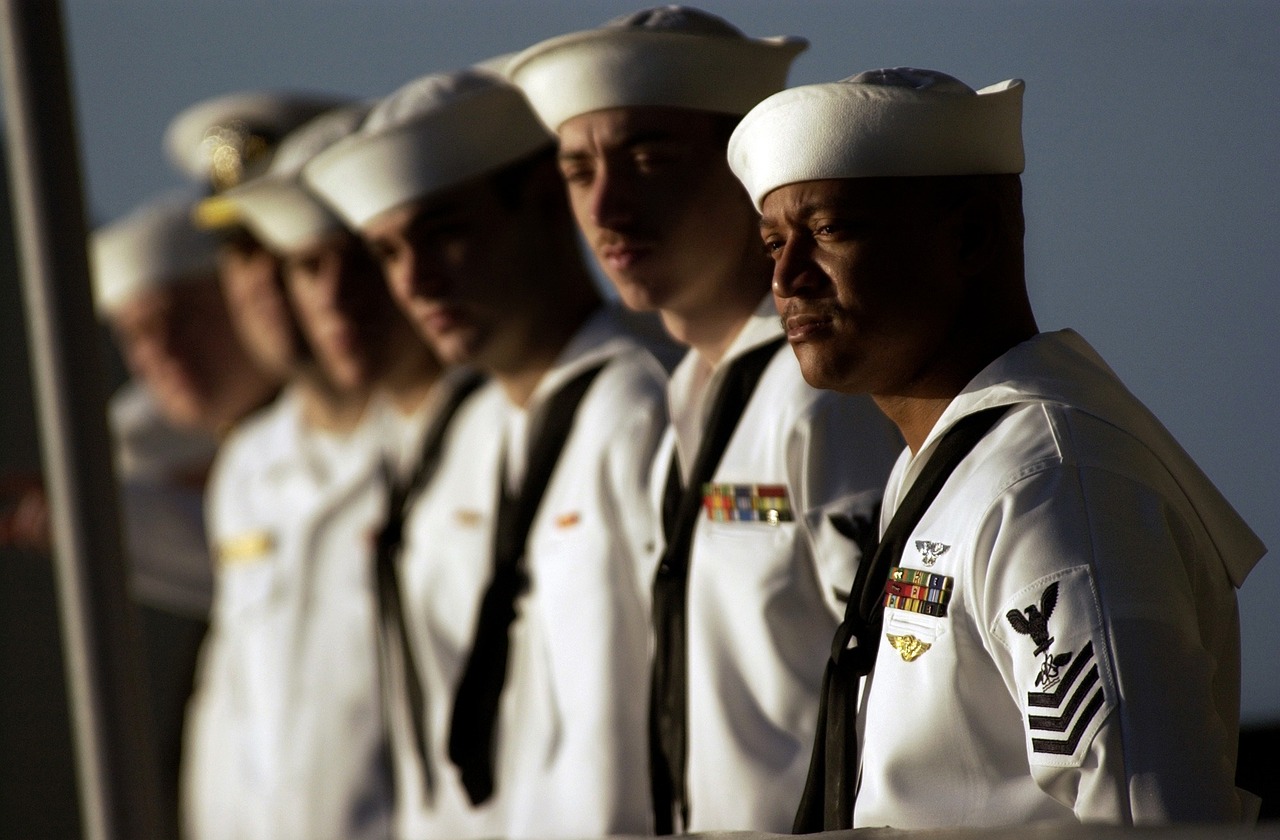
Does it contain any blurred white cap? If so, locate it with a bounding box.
[218,103,371,252]
[304,66,552,230]
[163,90,348,228]
[91,193,220,316]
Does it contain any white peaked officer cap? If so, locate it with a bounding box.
[728,68,1026,211]
[506,5,807,131]
[304,67,553,230]
[219,103,371,252]
[164,90,348,228]
[90,194,220,316]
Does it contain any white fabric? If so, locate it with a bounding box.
[219,104,369,252]
[304,69,552,230]
[507,6,805,131]
[728,69,1025,211]
[91,193,219,315]
[655,295,902,832]
[183,385,397,840]
[854,330,1265,828]
[110,380,218,617]
[391,306,668,839]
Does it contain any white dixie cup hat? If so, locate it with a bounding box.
[90,193,220,316]
[302,66,553,231]
[727,68,1026,211]
[506,4,807,131]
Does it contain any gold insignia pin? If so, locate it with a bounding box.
[454,509,483,527]
[217,530,275,566]
[555,511,581,529]
[887,633,932,662]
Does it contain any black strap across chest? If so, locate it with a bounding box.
[447,361,607,806]
[649,336,786,833]
[793,404,1009,833]
[371,371,485,801]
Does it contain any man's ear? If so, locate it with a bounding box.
[952,187,999,279]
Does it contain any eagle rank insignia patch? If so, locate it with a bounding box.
[999,567,1113,768]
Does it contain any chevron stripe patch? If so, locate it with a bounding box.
[1027,641,1105,756]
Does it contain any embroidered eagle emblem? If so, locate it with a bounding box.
[914,540,950,566]
[1007,581,1059,655]
[1006,581,1074,689]
[887,633,932,662]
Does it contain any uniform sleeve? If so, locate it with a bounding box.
[979,461,1245,823]
[788,390,902,617]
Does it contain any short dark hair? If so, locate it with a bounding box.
[489,143,559,210]
[710,112,743,150]
[931,173,1025,245]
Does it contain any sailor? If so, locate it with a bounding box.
[306,66,669,839]
[165,90,344,382]
[182,103,445,840]
[508,7,902,833]
[728,66,1266,827]
[86,194,280,824]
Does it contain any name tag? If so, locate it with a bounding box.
[217,530,275,566]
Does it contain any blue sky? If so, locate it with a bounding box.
[59,0,1279,721]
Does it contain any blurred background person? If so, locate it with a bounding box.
[184,100,448,840]
[164,89,345,384]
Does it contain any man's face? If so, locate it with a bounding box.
[759,177,966,396]
[111,277,251,429]
[217,232,305,378]
[363,181,541,370]
[281,229,408,392]
[556,106,759,318]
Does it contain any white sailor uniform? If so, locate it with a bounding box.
[184,382,448,840]
[656,295,902,832]
[391,306,668,839]
[853,329,1265,827]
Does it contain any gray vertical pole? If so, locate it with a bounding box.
[0,3,166,840]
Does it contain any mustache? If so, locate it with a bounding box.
[779,299,840,330]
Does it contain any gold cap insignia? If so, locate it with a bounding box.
[199,120,276,192]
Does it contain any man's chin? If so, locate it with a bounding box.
[791,346,846,394]
[609,276,669,314]
[425,336,475,369]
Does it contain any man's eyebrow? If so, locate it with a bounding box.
[558,128,683,163]
[759,202,821,231]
